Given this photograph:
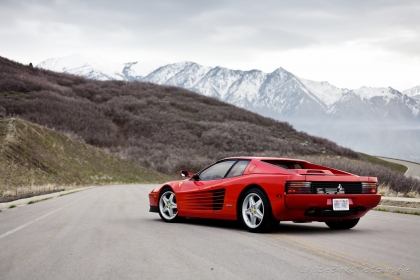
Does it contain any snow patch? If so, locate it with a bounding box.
[298,78,347,106]
[352,86,396,100]
[403,85,420,97]
[37,53,142,81]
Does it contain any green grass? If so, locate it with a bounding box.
[9,205,16,208]
[359,152,408,173]
[394,210,420,215]
[374,207,420,216]
[0,118,173,192]
[59,191,80,197]
[27,197,53,204]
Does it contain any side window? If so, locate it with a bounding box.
[226,160,250,178]
[198,160,236,181]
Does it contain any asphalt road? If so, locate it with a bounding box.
[1,185,419,280]
[378,157,420,180]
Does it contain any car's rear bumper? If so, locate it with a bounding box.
[272,194,381,221]
[285,194,381,209]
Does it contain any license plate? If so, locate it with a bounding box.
[333,199,349,211]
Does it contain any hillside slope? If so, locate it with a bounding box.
[0,117,171,191]
[0,56,358,174]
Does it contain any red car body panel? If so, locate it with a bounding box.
[149,157,381,222]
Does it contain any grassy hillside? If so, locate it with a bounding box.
[0,117,172,194]
[0,56,358,174]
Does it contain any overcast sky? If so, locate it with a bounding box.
[1,0,419,91]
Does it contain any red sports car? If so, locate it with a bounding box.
[149,157,380,232]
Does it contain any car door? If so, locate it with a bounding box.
[177,160,237,218]
[213,160,251,217]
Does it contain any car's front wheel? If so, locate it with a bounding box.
[325,218,360,230]
[158,189,181,223]
[239,188,278,233]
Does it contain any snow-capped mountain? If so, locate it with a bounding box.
[144,63,329,117]
[37,55,420,161]
[297,78,347,106]
[142,62,420,122]
[403,85,420,101]
[37,54,143,81]
[148,64,328,117]
[38,55,419,120]
[327,87,419,120]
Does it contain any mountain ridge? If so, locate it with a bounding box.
[36,54,420,162]
[141,61,419,120]
[37,54,420,118]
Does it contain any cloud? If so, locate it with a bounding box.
[3,0,418,50]
[1,0,419,89]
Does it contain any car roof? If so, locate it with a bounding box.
[222,156,309,163]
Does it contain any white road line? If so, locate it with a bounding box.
[0,194,92,240]
[368,214,420,222]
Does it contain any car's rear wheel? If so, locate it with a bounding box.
[325,218,360,229]
[239,188,278,233]
[158,189,181,223]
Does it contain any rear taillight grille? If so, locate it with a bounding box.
[311,182,362,194]
[362,182,377,194]
[285,181,377,194]
[285,182,311,194]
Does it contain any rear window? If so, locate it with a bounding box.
[261,160,302,169]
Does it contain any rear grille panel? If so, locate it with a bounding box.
[310,182,362,194]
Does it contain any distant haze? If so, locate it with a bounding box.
[1,0,420,91]
[285,119,420,163]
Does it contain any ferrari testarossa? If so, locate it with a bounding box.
[149,157,381,232]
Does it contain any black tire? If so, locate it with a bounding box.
[158,188,182,223]
[325,218,360,230]
[239,188,278,233]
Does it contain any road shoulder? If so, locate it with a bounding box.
[0,186,94,210]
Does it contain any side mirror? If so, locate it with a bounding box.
[180,170,191,178]
[180,170,199,180]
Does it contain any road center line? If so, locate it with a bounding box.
[0,194,93,240]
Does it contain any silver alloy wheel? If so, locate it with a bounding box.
[159,191,178,220]
[242,193,264,228]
